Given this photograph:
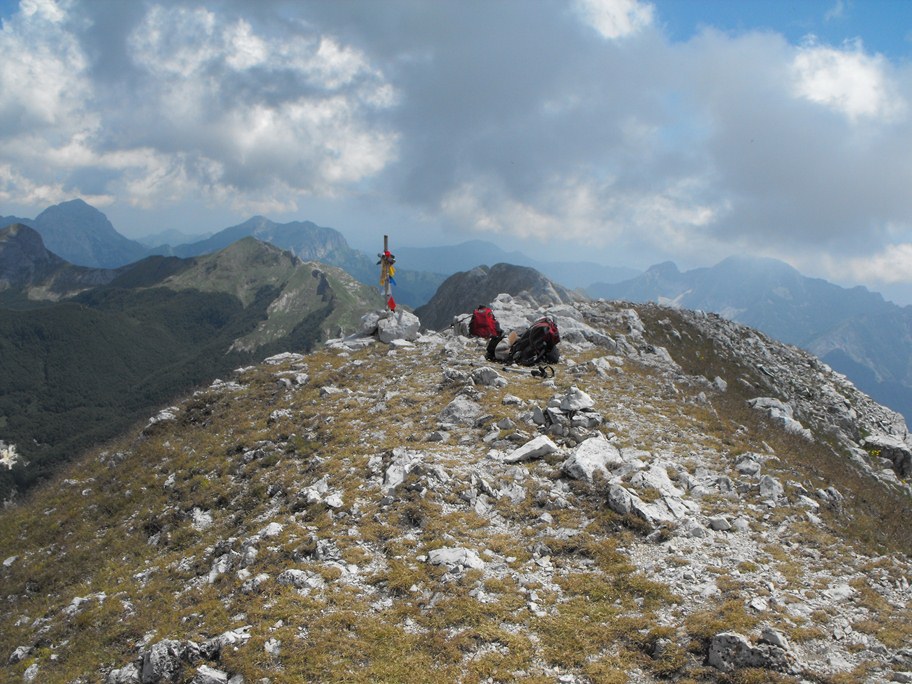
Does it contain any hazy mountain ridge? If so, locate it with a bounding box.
[33,199,150,268]
[590,256,912,423]
[1,295,909,683]
[2,200,636,308]
[169,215,445,308]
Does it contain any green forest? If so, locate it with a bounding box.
[0,284,327,499]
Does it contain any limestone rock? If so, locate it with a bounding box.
[863,434,912,477]
[747,397,813,440]
[504,435,559,464]
[377,309,420,343]
[277,569,325,593]
[427,547,485,571]
[559,386,595,412]
[707,631,795,674]
[191,665,229,684]
[561,434,621,482]
[140,640,185,683]
[438,395,482,426]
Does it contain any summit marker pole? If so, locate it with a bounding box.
[380,235,396,311]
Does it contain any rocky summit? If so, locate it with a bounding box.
[1,296,911,683]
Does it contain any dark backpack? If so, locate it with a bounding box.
[469,307,500,338]
[508,318,560,366]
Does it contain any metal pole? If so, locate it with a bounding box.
[382,235,392,308]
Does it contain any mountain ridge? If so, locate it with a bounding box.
[0,223,120,304]
[7,198,912,426]
[0,233,381,498]
[1,294,909,683]
[590,255,912,423]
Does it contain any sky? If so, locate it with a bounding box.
[2,0,912,303]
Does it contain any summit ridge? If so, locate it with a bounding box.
[1,295,910,683]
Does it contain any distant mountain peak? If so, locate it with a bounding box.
[414,262,583,330]
[29,198,149,268]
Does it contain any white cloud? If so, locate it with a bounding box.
[846,243,912,284]
[791,39,905,121]
[19,0,68,24]
[125,4,399,198]
[0,1,400,215]
[0,162,110,208]
[575,0,654,40]
[0,0,92,128]
[225,19,267,70]
[440,172,719,258]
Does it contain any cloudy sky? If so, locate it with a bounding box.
[2,0,912,303]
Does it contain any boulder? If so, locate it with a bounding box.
[504,435,559,464]
[561,434,622,482]
[106,663,141,683]
[382,448,423,492]
[747,397,813,440]
[862,434,912,477]
[141,640,185,684]
[559,386,595,412]
[438,396,483,426]
[377,310,420,343]
[277,568,325,593]
[191,665,229,684]
[427,547,485,571]
[472,367,507,388]
[707,631,795,674]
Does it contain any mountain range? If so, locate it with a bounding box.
[1,200,149,268]
[6,197,912,426]
[1,200,636,308]
[0,224,381,498]
[589,257,912,424]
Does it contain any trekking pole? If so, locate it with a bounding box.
[530,365,555,379]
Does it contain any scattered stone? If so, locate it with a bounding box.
[9,645,31,664]
[438,396,483,426]
[276,569,325,593]
[708,516,731,531]
[427,547,485,571]
[758,475,784,501]
[472,367,507,388]
[191,508,213,532]
[734,453,762,476]
[192,665,229,684]
[747,398,813,440]
[559,386,595,412]
[503,435,559,464]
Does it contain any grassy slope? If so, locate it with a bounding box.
[0,302,908,683]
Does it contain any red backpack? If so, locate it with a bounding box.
[469,307,500,338]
